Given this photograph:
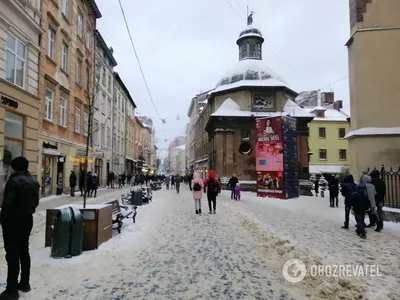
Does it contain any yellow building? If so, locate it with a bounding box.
[305,102,350,175]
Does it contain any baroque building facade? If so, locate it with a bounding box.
[189,21,314,182]
[37,0,101,196]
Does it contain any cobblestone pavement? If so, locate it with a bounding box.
[0,186,373,299]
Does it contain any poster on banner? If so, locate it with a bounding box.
[256,171,285,199]
[255,117,283,172]
[282,116,299,198]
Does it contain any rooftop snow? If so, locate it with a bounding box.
[309,164,346,174]
[213,59,289,94]
[345,127,400,139]
[211,98,314,118]
[173,144,186,150]
[304,107,349,121]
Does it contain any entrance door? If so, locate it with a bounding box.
[56,157,64,195]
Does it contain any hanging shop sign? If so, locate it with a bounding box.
[1,95,18,109]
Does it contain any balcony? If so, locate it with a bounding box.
[12,0,41,27]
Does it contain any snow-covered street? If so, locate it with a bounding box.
[1,186,399,300]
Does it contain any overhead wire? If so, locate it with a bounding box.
[117,0,162,120]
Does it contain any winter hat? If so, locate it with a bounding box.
[11,156,29,172]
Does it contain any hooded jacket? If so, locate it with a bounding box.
[351,184,371,213]
[191,172,204,199]
[341,174,356,206]
[370,170,386,204]
[360,175,377,208]
[203,170,221,194]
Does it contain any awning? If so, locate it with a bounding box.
[43,148,61,156]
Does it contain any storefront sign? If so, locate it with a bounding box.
[76,150,87,157]
[1,95,18,109]
[69,156,94,163]
[93,151,104,158]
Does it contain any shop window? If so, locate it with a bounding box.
[4,112,24,175]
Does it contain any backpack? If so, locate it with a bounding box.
[208,178,219,192]
[193,182,202,191]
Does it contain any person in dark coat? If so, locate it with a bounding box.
[328,176,339,207]
[79,170,86,196]
[69,171,77,197]
[85,171,93,197]
[370,170,386,232]
[350,184,371,239]
[341,174,356,229]
[90,173,99,197]
[314,178,319,196]
[171,175,175,189]
[228,174,239,200]
[0,157,40,299]
[203,170,221,214]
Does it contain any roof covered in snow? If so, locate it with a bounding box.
[309,164,346,174]
[237,26,264,42]
[211,98,314,118]
[345,127,400,139]
[304,106,349,122]
[173,144,186,151]
[213,59,291,94]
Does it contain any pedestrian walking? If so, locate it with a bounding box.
[370,170,386,232]
[228,174,238,200]
[90,173,99,197]
[69,170,77,196]
[0,157,40,300]
[340,174,356,229]
[191,172,203,214]
[203,170,221,214]
[175,175,181,194]
[350,183,371,239]
[360,175,377,227]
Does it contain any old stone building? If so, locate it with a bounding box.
[0,0,42,199]
[190,20,314,181]
[37,0,101,196]
[346,0,400,179]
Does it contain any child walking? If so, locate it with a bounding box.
[191,172,204,214]
[235,183,242,200]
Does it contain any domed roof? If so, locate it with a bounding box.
[237,26,264,44]
[214,59,287,92]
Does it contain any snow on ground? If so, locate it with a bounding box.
[0,186,399,299]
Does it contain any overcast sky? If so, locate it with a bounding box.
[96,0,350,157]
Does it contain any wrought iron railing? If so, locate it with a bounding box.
[362,166,400,209]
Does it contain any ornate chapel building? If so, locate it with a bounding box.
[189,18,314,181]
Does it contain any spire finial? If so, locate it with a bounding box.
[247,7,254,26]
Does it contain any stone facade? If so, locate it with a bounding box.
[37,0,101,196]
[93,31,116,185]
[346,0,400,179]
[0,0,41,198]
[125,92,137,175]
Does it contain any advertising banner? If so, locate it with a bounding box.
[255,117,285,199]
[282,116,299,199]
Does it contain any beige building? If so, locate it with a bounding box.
[136,116,154,173]
[170,145,186,175]
[346,0,400,179]
[37,0,101,196]
[125,92,137,175]
[0,0,42,195]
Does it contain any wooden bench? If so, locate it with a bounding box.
[105,200,137,234]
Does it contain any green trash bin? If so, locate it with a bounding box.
[69,207,83,256]
[51,207,73,258]
[51,206,84,258]
[131,187,143,206]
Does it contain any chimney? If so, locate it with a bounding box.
[333,100,343,111]
[321,92,334,106]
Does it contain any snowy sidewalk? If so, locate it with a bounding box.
[216,190,400,300]
[0,186,384,299]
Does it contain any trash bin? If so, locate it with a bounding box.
[131,187,142,206]
[51,206,84,258]
[69,207,84,256]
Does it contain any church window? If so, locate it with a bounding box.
[249,42,256,58]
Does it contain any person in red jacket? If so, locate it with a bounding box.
[203,170,221,214]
